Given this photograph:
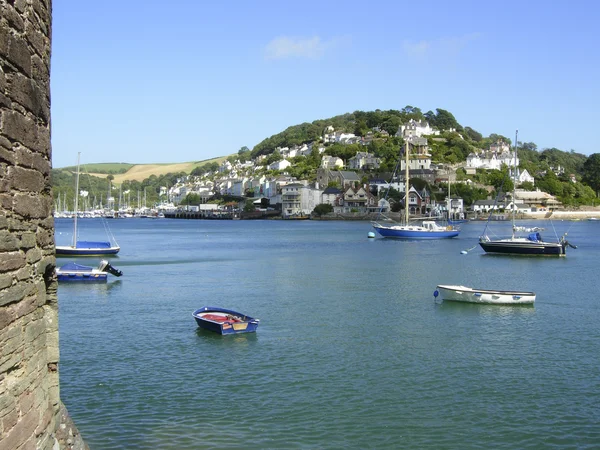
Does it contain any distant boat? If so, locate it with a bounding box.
[434,285,535,305]
[56,260,123,282]
[192,306,260,335]
[448,218,468,225]
[55,153,121,256]
[372,140,460,239]
[478,131,574,256]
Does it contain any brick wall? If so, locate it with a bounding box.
[1,1,86,448]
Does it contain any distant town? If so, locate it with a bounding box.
[54,118,598,221]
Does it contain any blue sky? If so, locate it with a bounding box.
[50,0,600,168]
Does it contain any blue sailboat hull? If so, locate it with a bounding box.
[372,222,460,239]
[56,241,120,256]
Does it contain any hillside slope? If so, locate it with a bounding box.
[85,157,228,183]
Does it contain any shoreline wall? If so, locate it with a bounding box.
[1,1,86,449]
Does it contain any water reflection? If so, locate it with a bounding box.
[194,328,258,346]
[58,279,123,296]
[435,300,535,318]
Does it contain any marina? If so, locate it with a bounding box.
[56,218,600,449]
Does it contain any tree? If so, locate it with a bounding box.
[313,203,333,216]
[582,153,600,197]
[380,116,401,136]
[243,200,256,212]
[487,169,514,194]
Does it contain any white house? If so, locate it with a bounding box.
[466,140,517,171]
[268,159,291,171]
[396,119,440,138]
[321,156,344,169]
[347,152,380,170]
[281,182,323,217]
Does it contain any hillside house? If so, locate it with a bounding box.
[466,140,517,171]
[321,186,342,206]
[347,152,381,170]
[316,169,361,190]
[337,186,378,213]
[269,159,292,171]
[321,156,344,169]
[396,119,440,138]
[281,182,323,217]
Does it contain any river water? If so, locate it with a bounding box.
[55,217,600,449]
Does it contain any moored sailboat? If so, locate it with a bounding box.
[478,131,574,256]
[372,139,460,239]
[55,153,120,256]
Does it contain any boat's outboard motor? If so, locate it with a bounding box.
[98,260,123,277]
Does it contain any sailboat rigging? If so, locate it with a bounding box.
[55,153,120,256]
[371,139,460,239]
[478,130,574,256]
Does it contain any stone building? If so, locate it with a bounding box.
[1,2,86,449]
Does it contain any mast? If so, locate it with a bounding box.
[511,130,518,238]
[72,152,81,247]
[405,140,410,224]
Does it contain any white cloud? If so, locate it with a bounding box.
[402,33,481,60]
[264,36,341,60]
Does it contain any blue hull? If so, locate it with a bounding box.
[192,306,259,335]
[56,247,120,256]
[57,273,107,282]
[56,241,120,256]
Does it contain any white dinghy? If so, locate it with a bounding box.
[434,285,535,305]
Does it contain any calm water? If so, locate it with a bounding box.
[56,218,600,449]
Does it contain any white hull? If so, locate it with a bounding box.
[435,285,535,305]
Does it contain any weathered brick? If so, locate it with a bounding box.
[0,252,26,272]
[0,147,15,166]
[19,232,36,249]
[0,274,12,289]
[1,111,38,150]
[16,266,31,281]
[0,230,19,251]
[35,228,53,248]
[8,166,45,193]
[0,193,13,210]
[0,27,8,62]
[6,74,49,124]
[4,4,25,32]
[14,147,50,175]
[25,25,48,60]
[0,65,6,92]
[0,92,12,108]
[7,33,32,78]
[0,403,39,450]
[0,389,16,419]
[1,405,19,432]
[13,193,51,219]
[0,305,15,329]
[0,284,26,306]
[25,247,42,265]
[30,54,49,88]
